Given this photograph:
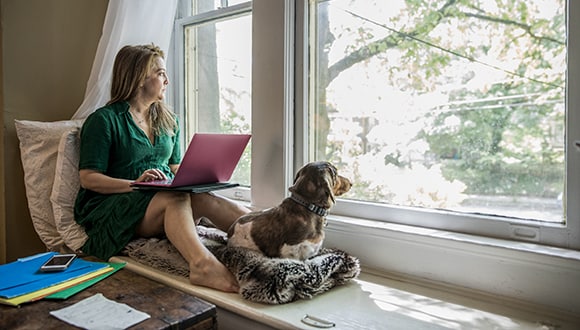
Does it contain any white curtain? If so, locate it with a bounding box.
[72,0,178,119]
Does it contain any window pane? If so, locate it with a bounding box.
[310,0,566,223]
[184,13,252,186]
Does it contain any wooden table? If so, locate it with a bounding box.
[0,267,217,329]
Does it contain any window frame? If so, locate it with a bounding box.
[171,0,580,251]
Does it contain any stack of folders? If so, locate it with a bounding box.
[0,252,125,307]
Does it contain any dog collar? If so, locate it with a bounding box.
[290,193,329,217]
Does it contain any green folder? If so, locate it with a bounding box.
[44,262,125,300]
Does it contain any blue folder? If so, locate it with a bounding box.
[0,252,108,299]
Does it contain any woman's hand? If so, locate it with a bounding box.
[136,168,168,182]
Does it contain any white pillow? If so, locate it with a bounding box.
[14,119,84,251]
[51,128,88,251]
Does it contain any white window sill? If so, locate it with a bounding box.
[109,214,580,329]
[111,254,580,329]
[324,215,580,318]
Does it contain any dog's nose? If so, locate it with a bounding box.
[334,176,352,195]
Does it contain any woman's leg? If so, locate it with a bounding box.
[189,192,251,231]
[136,191,239,292]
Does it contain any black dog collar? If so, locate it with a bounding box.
[290,193,329,217]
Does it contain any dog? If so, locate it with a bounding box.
[227,161,352,260]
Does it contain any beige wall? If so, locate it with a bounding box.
[1,0,107,263]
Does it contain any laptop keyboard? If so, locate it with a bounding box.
[149,179,173,185]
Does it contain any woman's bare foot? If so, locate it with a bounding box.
[189,254,239,293]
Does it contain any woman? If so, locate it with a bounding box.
[74,44,248,292]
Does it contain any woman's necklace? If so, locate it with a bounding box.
[130,110,147,125]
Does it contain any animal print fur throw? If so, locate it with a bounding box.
[121,226,361,304]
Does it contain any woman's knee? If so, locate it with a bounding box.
[157,191,191,207]
[138,192,192,237]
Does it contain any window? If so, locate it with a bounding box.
[172,0,579,250]
[305,0,579,249]
[174,1,252,188]
[169,0,579,314]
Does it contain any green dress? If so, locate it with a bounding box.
[74,101,181,260]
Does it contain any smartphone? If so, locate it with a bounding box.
[39,254,77,272]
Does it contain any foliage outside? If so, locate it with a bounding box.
[312,0,565,221]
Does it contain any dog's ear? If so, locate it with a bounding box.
[317,164,338,208]
[289,166,316,195]
[289,168,301,194]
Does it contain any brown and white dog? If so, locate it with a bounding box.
[227,161,352,260]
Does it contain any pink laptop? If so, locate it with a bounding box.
[131,133,251,191]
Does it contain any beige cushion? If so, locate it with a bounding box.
[15,119,84,251]
[51,128,88,251]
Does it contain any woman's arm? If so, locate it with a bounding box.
[79,168,168,194]
[79,169,133,194]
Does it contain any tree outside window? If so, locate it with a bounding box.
[309,0,565,222]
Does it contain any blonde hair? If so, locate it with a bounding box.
[108,44,177,136]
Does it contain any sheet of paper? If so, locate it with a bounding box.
[50,293,150,329]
